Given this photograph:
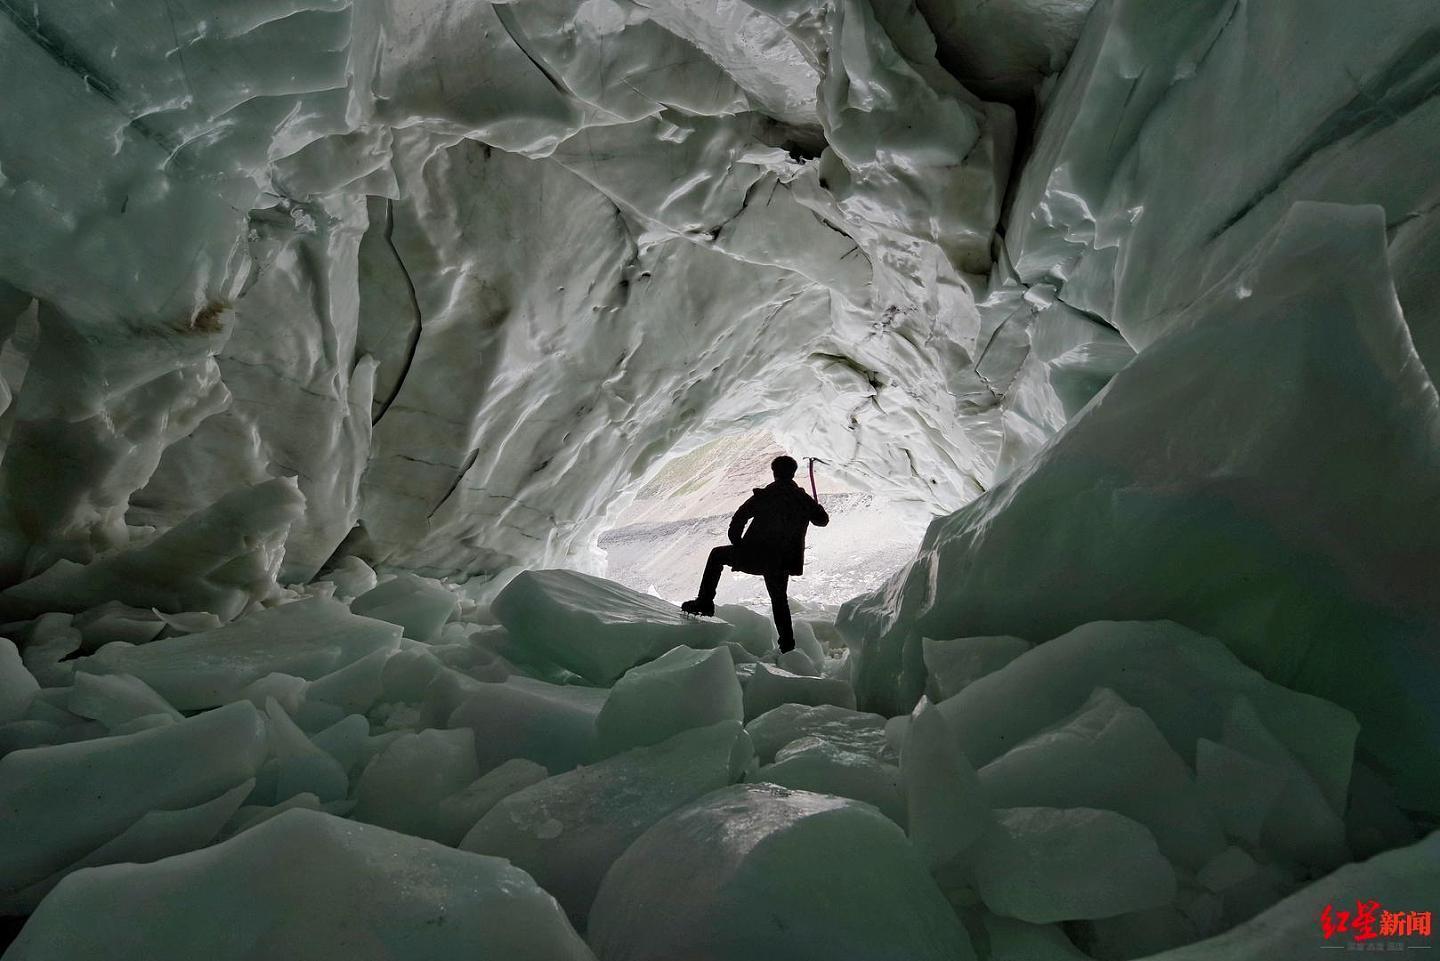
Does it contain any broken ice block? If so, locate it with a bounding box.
[461,721,751,928]
[972,807,1177,922]
[593,645,741,757]
[435,759,549,842]
[714,603,776,656]
[0,478,305,622]
[936,622,1357,811]
[64,672,181,731]
[979,687,1226,868]
[0,700,267,900]
[71,602,164,650]
[980,913,1093,961]
[1194,738,1287,846]
[588,782,975,961]
[305,648,391,715]
[443,674,608,775]
[0,638,38,724]
[776,648,821,676]
[1123,831,1440,961]
[0,779,253,913]
[75,597,402,710]
[923,635,1032,701]
[325,556,378,600]
[759,736,905,824]
[1220,695,1349,871]
[19,614,80,687]
[741,663,856,720]
[493,570,731,685]
[745,702,893,764]
[904,699,992,869]
[349,572,457,642]
[309,714,371,776]
[4,809,597,960]
[260,698,349,805]
[352,727,479,844]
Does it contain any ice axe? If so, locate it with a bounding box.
[804,456,827,502]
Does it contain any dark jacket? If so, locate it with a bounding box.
[727,479,830,576]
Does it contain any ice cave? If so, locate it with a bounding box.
[1,0,1438,957]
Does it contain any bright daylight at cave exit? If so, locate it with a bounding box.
[0,0,1438,958]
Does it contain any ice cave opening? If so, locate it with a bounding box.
[596,430,934,608]
[2,0,1440,958]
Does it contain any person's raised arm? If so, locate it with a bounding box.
[810,494,830,527]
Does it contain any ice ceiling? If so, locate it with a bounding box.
[2,0,1440,956]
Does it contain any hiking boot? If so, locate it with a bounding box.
[680,598,715,617]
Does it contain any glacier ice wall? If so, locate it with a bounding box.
[839,0,1440,811]
[0,0,1105,587]
[3,0,1440,956]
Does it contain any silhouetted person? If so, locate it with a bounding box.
[681,455,829,653]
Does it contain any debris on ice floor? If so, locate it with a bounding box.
[0,569,1429,961]
[741,662,857,719]
[349,572,457,642]
[2,809,598,961]
[924,634,1032,701]
[972,806,1178,922]
[73,597,403,710]
[587,782,977,961]
[0,701,267,910]
[744,701,894,764]
[461,720,752,928]
[493,570,731,684]
[593,645,741,758]
[757,736,906,825]
[1107,831,1440,961]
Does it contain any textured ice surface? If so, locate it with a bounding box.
[589,782,974,961]
[934,622,1357,808]
[1008,0,1440,369]
[744,701,892,763]
[351,727,479,844]
[442,674,609,776]
[973,806,1177,922]
[841,207,1439,807]
[349,573,457,642]
[593,645,742,758]
[713,602,780,657]
[978,687,1226,869]
[0,0,1058,585]
[3,810,596,961]
[741,662,857,719]
[64,672,181,731]
[494,570,730,685]
[758,736,905,825]
[461,721,751,928]
[1132,831,1440,961]
[918,0,1097,100]
[904,698,991,869]
[0,639,37,723]
[923,634,1032,701]
[0,479,304,621]
[0,701,266,904]
[0,0,1436,955]
[75,597,402,710]
[1,779,253,914]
